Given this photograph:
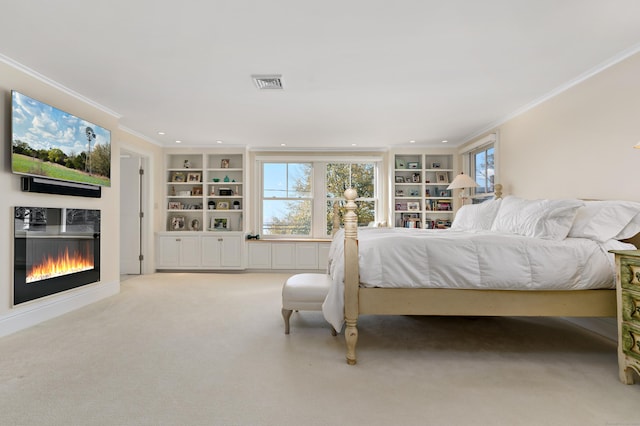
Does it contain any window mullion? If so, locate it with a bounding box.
[312,163,326,238]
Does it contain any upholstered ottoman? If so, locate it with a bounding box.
[282,273,337,335]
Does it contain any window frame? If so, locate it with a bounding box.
[458,133,498,203]
[256,155,382,239]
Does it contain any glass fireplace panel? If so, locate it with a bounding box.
[14,207,100,305]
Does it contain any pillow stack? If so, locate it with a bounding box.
[568,200,640,242]
[451,196,640,242]
[490,196,584,240]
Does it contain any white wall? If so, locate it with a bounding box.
[466,52,640,201]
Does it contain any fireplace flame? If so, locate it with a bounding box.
[27,247,94,283]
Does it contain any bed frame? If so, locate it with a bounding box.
[341,187,620,365]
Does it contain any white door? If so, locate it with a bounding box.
[120,153,141,274]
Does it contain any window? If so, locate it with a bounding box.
[325,162,376,235]
[259,159,379,238]
[471,145,495,196]
[262,163,312,235]
[459,133,497,204]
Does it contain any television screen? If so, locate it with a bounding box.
[11,91,111,187]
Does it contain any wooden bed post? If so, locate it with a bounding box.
[494,183,502,199]
[343,189,359,365]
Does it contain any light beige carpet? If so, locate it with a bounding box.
[0,272,638,426]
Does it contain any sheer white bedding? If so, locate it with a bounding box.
[322,227,635,331]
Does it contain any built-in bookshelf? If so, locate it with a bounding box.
[392,151,457,229]
[165,152,244,232]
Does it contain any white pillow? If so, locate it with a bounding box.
[491,196,583,240]
[450,199,502,231]
[568,201,640,242]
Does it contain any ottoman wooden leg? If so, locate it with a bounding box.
[282,308,293,334]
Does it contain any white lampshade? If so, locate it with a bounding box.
[447,173,478,190]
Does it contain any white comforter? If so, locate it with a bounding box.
[323,227,635,331]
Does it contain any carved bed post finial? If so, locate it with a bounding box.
[494,183,503,199]
[343,188,359,364]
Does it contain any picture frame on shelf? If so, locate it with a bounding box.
[436,171,448,183]
[407,202,420,211]
[395,176,405,183]
[395,189,404,196]
[168,201,181,210]
[178,190,191,196]
[187,172,201,182]
[192,186,203,196]
[431,162,441,169]
[395,158,406,169]
[171,216,185,231]
[221,159,230,168]
[189,218,201,231]
[211,217,229,230]
[171,171,186,182]
[407,162,419,169]
[217,201,230,210]
[412,173,420,183]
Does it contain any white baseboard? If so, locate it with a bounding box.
[0,280,120,338]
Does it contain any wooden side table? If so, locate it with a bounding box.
[610,250,640,384]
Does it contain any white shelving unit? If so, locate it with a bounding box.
[157,149,246,270]
[392,151,457,229]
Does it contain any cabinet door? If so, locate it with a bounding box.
[296,243,318,269]
[158,236,181,267]
[220,236,242,268]
[272,243,296,269]
[248,243,271,269]
[180,236,201,267]
[201,235,222,267]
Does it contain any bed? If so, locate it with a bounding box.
[323,187,640,365]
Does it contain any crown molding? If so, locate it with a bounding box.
[118,125,163,146]
[0,53,121,119]
[461,42,640,145]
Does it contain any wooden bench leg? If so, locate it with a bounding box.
[282,308,293,334]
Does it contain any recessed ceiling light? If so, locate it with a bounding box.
[351,143,357,146]
[216,140,223,144]
[441,140,448,143]
[175,140,182,144]
[409,140,416,144]
[158,131,165,135]
[280,143,286,146]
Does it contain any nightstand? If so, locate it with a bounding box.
[610,250,640,384]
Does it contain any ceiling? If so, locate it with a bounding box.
[2,1,640,150]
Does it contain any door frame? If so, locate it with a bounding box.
[119,145,154,275]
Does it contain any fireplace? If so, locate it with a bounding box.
[14,207,100,305]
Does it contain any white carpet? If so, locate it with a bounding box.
[0,272,638,426]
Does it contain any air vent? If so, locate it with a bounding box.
[252,74,284,90]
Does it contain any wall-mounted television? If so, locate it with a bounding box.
[11,90,111,187]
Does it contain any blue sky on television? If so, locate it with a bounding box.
[12,91,111,156]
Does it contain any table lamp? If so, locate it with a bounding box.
[447,172,478,205]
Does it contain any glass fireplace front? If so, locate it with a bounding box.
[14,207,100,305]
